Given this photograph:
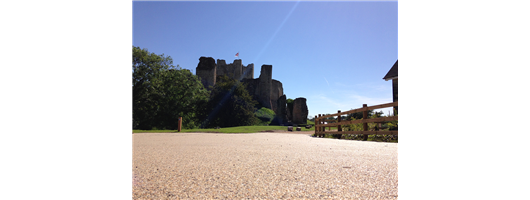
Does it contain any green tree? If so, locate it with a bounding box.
[133,46,208,129]
[133,46,173,129]
[153,68,209,129]
[200,75,259,128]
[254,107,276,125]
[286,98,294,120]
[346,109,379,120]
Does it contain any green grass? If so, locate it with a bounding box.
[133,125,316,134]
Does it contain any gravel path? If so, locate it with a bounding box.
[133,132,397,199]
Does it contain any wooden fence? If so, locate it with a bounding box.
[314,101,398,139]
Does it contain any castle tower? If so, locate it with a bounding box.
[215,59,247,80]
[292,98,308,124]
[258,65,273,109]
[196,57,216,89]
[242,63,254,80]
[216,59,227,78]
[233,59,242,80]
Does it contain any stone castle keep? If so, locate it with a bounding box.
[196,57,308,125]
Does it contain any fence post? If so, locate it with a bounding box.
[320,114,325,134]
[314,115,318,135]
[335,110,342,139]
[362,104,368,141]
[337,110,342,132]
[318,114,322,136]
[178,117,182,132]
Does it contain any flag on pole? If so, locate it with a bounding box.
[235,52,239,58]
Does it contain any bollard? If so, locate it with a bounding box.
[178,117,182,132]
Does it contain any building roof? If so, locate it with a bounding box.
[383,60,398,81]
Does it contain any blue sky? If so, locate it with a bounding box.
[133,1,398,118]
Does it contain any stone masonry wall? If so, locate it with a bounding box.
[198,58,254,90]
[271,79,283,113]
[215,59,252,81]
[292,97,308,124]
[258,65,272,109]
[242,63,254,80]
[196,57,216,89]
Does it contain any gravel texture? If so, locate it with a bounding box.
[133,132,397,199]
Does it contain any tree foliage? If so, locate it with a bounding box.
[255,107,276,125]
[286,98,294,119]
[133,46,208,129]
[200,75,259,128]
[346,109,384,120]
[153,68,209,129]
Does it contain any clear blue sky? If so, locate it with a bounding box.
[133,1,398,118]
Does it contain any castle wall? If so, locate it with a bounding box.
[292,97,308,124]
[233,59,242,79]
[275,95,287,125]
[242,63,254,80]
[215,59,250,80]
[196,57,216,89]
[271,80,283,102]
[258,65,273,109]
[215,59,231,78]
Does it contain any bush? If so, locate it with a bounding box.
[386,110,398,131]
[254,107,276,125]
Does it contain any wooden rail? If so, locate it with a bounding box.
[314,102,398,140]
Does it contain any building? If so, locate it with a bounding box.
[383,60,398,114]
[196,57,308,125]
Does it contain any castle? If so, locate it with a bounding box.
[196,57,308,125]
[196,57,254,87]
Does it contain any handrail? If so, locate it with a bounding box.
[318,116,398,127]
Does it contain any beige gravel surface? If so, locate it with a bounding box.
[133,132,397,199]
